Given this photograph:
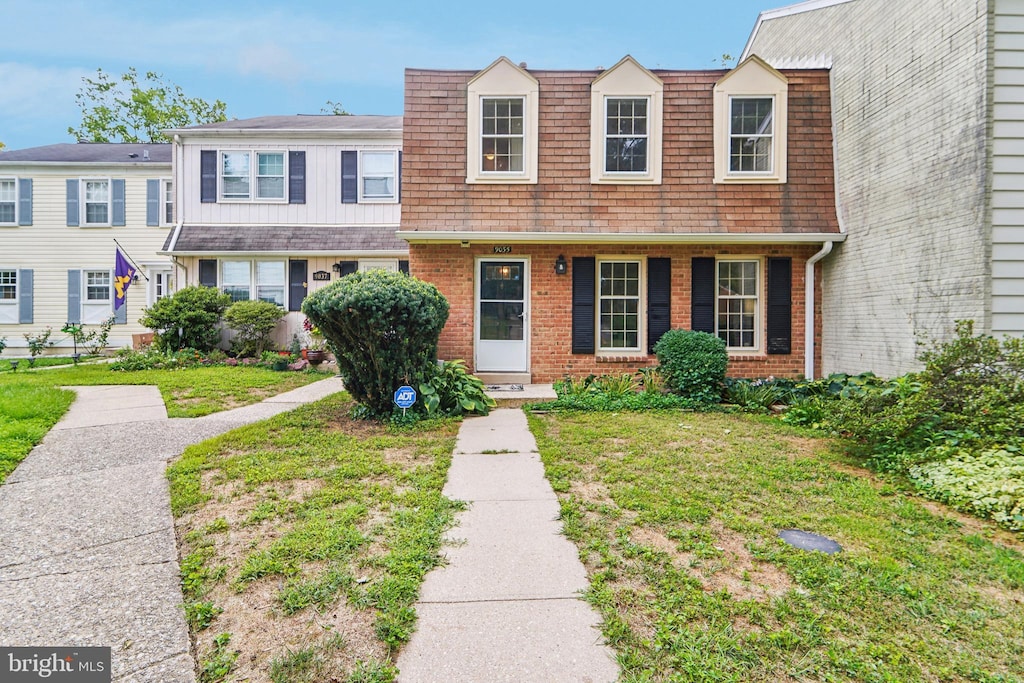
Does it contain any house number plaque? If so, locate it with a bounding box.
[312,271,331,281]
[492,245,512,254]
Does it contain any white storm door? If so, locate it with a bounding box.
[475,259,529,372]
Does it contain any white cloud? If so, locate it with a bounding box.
[0,63,89,145]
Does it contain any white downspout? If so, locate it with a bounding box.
[805,241,833,380]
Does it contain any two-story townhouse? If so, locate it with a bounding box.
[0,143,174,353]
[745,0,1024,376]
[161,115,407,347]
[398,56,844,384]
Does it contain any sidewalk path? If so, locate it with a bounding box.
[397,409,619,682]
[0,377,344,683]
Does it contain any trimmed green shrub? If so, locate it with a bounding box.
[140,286,232,352]
[653,329,728,405]
[302,270,450,419]
[223,300,284,358]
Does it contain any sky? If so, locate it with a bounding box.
[0,0,782,151]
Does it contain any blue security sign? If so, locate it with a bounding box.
[394,385,417,409]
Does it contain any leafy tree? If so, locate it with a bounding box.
[68,68,227,143]
[321,100,351,115]
[223,300,284,358]
[0,141,5,151]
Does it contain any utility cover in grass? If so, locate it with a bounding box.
[778,529,842,554]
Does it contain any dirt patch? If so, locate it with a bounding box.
[570,479,614,506]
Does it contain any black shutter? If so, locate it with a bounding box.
[398,260,410,275]
[200,150,217,203]
[766,257,793,354]
[691,257,715,333]
[341,151,358,203]
[288,151,306,204]
[647,257,671,352]
[572,257,595,354]
[198,259,218,288]
[288,260,307,312]
[339,261,358,276]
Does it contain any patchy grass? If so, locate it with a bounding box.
[529,410,1024,683]
[168,393,460,683]
[0,364,329,484]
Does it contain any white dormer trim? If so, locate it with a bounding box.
[713,55,789,184]
[590,55,663,185]
[466,57,539,184]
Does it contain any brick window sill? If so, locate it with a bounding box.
[596,355,649,364]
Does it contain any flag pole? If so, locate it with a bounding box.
[112,238,150,281]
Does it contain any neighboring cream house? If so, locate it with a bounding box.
[0,143,175,353]
[161,115,407,347]
[745,0,1024,376]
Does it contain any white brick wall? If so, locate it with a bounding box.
[748,0,990,376]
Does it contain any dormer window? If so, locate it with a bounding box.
[466,57,539,184]
[714,55,788,184]
[590,56,663,184]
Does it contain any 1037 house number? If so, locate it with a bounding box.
[493,245,512,254]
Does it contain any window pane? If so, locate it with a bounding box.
[605,99,648,173]
[85,181,109,202]
[222,152,249,177]
[363,177,394,197]
[479,302,524,341]
[729,98,773,173]
[257,153,284,176]
[164,180,174,223]
[481,97,524,173]
[598,260,641,350]
[257,176,285,199]
[222,261,250,301]
[717,261,758,349]
[255,153,284,199]
[0,204,14,223]
[0,179,15,221]
[0,270,16,300]
[86,271,110,301]
[363,152,394,174]
[85,203,108,224]
[222,152,250,198]
[256,261,285,285]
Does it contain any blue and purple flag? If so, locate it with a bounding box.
[113,248,135,310]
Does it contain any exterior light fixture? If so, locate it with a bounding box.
[554,254,568,275]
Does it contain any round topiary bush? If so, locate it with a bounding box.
[223,299,284,358]
[653,329,728,405]
[302,270,450,419]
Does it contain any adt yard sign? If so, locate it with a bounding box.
[394,385,417,410]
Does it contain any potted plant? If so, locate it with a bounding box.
[302,317,327,366]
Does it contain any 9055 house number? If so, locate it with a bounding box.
[493,245,512,254]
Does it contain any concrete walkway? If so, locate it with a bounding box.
[397,409,619,682]
[0,377,344,683]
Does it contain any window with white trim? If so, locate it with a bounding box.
[0,269,15,324]
[598,259,642,351]
[729,97,774,174]
[360,151,398,201]
[163,179,174,225]
[220,151,286,201]
[84,180,110,225]
[466,57,539,184]
[481,97,524,173]
[0,179,16,224]
[604,98,648,173]
[220,260,286,306]
[716,260,759,350]
[82,269,112,324]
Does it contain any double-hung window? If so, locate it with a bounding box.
[716,260,759,350]
[598,260,642,351]
[604,98,648,174]
[0,179,16,224]
[481,97,524,173]
[0,269,17,324]
[360,151,397,201]
[84,180,110,225]
[163,179,174,225]
[220,260,286,306]
[220,151,286,201]
[729,98,774,174]
[82,269,112,324]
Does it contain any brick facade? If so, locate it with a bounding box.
[402,60,839,382]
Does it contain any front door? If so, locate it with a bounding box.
[475,259,529,372]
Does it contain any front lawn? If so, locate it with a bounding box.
[530,410,1024,682]
[168,393,460,683]
[0,364,329,484]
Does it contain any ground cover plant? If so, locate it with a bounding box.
[530,409,1024,682]
[167,393,460,683]
[0,363,327,484]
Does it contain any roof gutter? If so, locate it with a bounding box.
[395,231,846,245]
